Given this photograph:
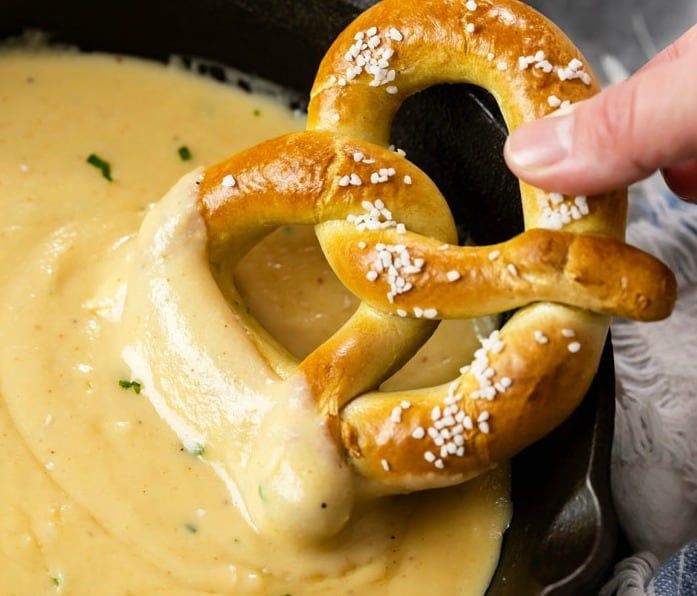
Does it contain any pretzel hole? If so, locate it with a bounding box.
[391,84,522,245]
[234,224,497,389]
[235,224,359,358]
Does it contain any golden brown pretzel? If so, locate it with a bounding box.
[139,0,676,501]
[192,0,676,494]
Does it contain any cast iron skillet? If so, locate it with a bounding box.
[2,0,617,593]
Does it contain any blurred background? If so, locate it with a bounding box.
[530,0,697,77]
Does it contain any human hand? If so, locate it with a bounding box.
[504,24,697,202]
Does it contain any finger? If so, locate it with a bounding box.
[504,52,697,196]
[662,158,697,202]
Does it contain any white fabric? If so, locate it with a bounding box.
[600,552,660,596]
[597,53,697,594]
[612,185,697,559]
[612,180,697,559]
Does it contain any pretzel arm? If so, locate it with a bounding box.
[341,303,609,494]
[318,224,677,321]
[198,130,459,413]
[199,131,456,263]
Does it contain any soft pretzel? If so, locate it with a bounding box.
[130,0,676,525]
[198,0,675,491]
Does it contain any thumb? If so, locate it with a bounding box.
[504,48,697,196]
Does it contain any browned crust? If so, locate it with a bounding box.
[322,225,677,322]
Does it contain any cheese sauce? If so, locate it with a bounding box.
[0,51,510,595]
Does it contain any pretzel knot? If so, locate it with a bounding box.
[128,0,675,537]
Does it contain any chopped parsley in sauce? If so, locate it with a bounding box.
[118,379,141,394]
[253,108,261,116]
[178,145,192,161]
[188,442,205,457]
[185,523,198,534]
[86,153,113,181]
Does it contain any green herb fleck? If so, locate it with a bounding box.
[178,145,192,161]
[188,442,205,457]
[119,379,141,394]
[258,484,268,502]
[253,108,261,117]
[50,574,61,588]
[185,522,198,534]
[86,153,113,181]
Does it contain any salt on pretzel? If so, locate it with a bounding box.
[195,0,675,495]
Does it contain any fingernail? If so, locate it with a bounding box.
[506,112,575,171]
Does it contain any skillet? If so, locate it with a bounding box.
[2,1,618,592]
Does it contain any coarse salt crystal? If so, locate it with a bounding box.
[388,27,403,41]
[534,330,549,344]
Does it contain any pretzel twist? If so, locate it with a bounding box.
[195,0,676,494]
[137,0,676,505]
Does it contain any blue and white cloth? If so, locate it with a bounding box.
[603,546,697,596]
[649,544,697,595]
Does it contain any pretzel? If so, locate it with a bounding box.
[132,0,676,522]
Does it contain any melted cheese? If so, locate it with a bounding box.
[0,50,510,594]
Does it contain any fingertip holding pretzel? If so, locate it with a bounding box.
[138,0,676,520]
